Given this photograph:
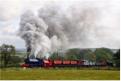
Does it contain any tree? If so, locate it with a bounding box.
[65,53,78,60]
[83,49,96,65]
[77,49,86,60]
[10,56,22,67]
[49,52,64,60]
[95,48,113,64]
[113,50,120,67]
[65,48,80,60]
[0,44,16,67]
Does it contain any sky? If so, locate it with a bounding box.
[0,0,120,49]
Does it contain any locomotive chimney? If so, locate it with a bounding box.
[27,45,31,58]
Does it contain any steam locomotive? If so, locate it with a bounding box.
[21,58,107,68]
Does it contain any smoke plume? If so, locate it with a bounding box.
[19,10,51,58]
[19,1,119,58]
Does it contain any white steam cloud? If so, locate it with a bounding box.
[19,1,120,58]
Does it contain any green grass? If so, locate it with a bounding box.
[0,68,120,80]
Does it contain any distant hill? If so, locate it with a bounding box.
[16,48,26,52]
[15,47,119,58]
[16,47,119,53]
[66,47,119,54]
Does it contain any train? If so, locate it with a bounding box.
[21,58,108,68]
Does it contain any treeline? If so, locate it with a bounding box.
[49,48,120,67]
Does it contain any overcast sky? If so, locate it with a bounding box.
[0,0,120,49]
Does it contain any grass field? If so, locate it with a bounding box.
[0,68,120,80]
